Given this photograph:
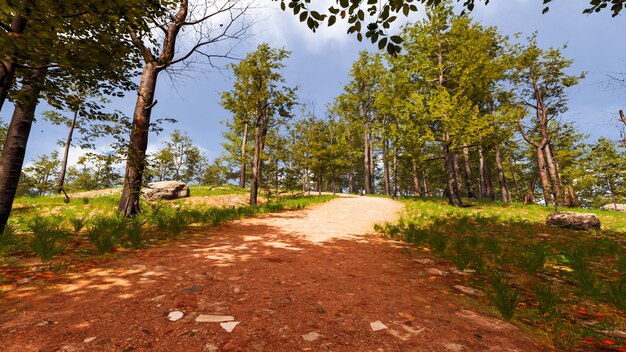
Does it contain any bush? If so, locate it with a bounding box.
[88,216,125,254]
[533,283,559,315]
[27,217,67,262]
[521,245,547,275]
[153,207,188,236]
[69,216,86,233]
[489,274,519,320]
[124,217,144,248]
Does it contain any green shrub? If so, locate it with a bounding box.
[572,269,600,296]
[88,216,124,254]
[489,274,519,320]
[153,208,188,236]
[533,283,559,315]
[124,217,144,248]
[521,245,547,275]
[606,278,626,312]
[453,237,475,271]
[69,216,86,233]
[27,217,67,262]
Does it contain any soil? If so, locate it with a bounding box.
[0,195,552,352]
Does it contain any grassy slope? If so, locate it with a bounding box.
[377,197,626,350]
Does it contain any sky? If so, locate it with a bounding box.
[4,0,626,168]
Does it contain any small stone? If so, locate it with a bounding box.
[195,314,235,323]
[35,320,53,327]
[233,287,241,294]
[414,259,434,265]
[444,343,465,351]
[220,321,240,333]
[387,328,410,341]
[426,268,447,276]
[453,285,482,296]
[370,321,388,331]
[83,337,96,343]
[168,311,184,321]
[16,278,31,285]
[302,332,321,342]
[601,329,626,338]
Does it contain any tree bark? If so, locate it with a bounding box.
[444,142,462,206]
[494,144,510,202]
[543,143,562,205]
[411,161,421,196]
[239,122,248,188]
[0,67,46,234]
[249,100,268,206]
[453,152,463,195]
[119,64,159,216]
[369,136,375,193]
[57,108,78,193]
[537,146,552,206]
[0,13,27,113]
[478,147,494,200]
[382,137,390,195]
[422,173,431,197]
[620,110,626,147]
[348,173,354,193]
[363,129,371,194]
[462,146,475,198]
[392,141,398,199]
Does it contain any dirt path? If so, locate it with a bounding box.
[0,196,550,352]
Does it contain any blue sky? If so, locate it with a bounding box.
[4,0,626,167]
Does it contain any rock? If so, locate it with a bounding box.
[195,314,235,323]
[426,268,447,276]
[546,211,600,230]
[444,343,465,352]
[220,321,240,333]
[302,332,321,342]
[414,259,434,265]
[142,181,190,201]
[453,285,483,296]
[83,337,96,343]
[370,321,388,331]
[455,310,517,332]
[601,203,626,212]
[168,311,184,321]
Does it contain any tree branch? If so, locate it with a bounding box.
[128,25,154,63]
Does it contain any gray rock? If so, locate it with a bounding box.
[426,268,447,276]
[453,285,483,296]
[168,311,184,321]
[546,211,600,230]
[370,321,388,331]
[220,321,240,333]
[142,181,190,201]
[601,203,626,212]
[195,314,234,323]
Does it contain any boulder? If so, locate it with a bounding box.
[600,204,626,213]
[546,211,600,231]
[142,181,190,201]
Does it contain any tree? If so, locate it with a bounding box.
[118,0,251,216]
[273,0,623,55]
[587,138,626,208]
[18,151,60,196]
[0,1,147,233]
[220,43,297,205]
[513,36,584,206]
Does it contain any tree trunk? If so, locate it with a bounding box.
[0,13,27,113]
[522,179,537,204]
[363,130,371,194]
[543,143,562,205]
[412,161,421,196]
[494,145,510,202]
[118,64,159,216]
[318,171,322,196]
[422,173,431,197]
[444,142,462,206]
[382,138,390,195]
[348,173,354,193]
[369,136,375,193]
[249,124,262,206]
[0,67,46,234]
[392,141,398,199]
[239,122,248,188]
[453,152,462,195]
[478,147,494,200]
[537,146,552,206]
[462,146,475,198]
[57,108,78,193]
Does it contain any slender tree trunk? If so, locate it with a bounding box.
[0,14,27,113]
[543,143,562,205]
[250,124,262,205]
[369,137,375,193]
[119,64,159,216]
[453,152,462,195]
[57,108,78,193]
[537,146,552,206]
[443,142,462,206]
[239,122,248,188]
[275,157,279,193]
[494,145,510,202]
[392,141,398,199]
[382,138,390,195]
[363,129,371,194]
[422,173,431,197]
[318,171,322,196]
[348,173,354,193]
[479,147,494,200]
[609,181,617,210]
[0,67,46,234]
[462,146,475,198]
[412,161,421,196]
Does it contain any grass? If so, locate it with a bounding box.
[26,217,67,262]
[376,197,626,349]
